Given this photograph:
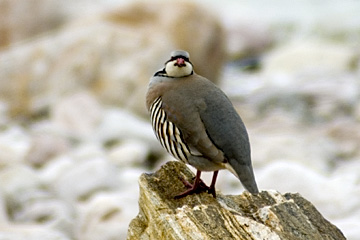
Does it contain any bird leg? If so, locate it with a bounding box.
[208,170,218,198]
[174,170,209,199]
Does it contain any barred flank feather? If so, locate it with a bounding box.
[150,97,191,164]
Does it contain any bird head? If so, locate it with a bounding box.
[165,50,193,77]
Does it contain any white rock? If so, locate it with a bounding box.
[51,157,117,203]
[262,40,356,76]
[251,126,337,172]
[332,159,360,184]
[257,161,359,219]
[0,165,73,234]
[13,198,74,236]
[95,108,159,149]
[71,143,105,162]
[50,92,102,140]
[0,126,31,166]
[75,192,138,240]
[25,133,70,167]
[333,216,360,240]
[40,144,106,188]
[0,164,41,207]
[39,156,74,187]
[107,139,149,167]
[116,167,144,193]
[114,168,143,237]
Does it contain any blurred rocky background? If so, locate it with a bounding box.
[0,0,359,239]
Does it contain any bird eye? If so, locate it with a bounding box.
[171,56,189,62]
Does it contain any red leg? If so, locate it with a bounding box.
[208,171,218,198]
[174,170,209,199]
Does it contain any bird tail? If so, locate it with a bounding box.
[225,160,259,194]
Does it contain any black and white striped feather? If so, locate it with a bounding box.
[150,97,192,164]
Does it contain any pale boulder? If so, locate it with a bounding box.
[50,157,118,203]
[107,139,150,168]
[50,92,103,140]
[94,108,158,148]
[13,198,74,236]
[262,39,357,76]
[0,126,30,166]
[0,164,41,208]
[25,133,70,167]
[75,192,134,240]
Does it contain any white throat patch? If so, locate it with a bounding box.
[165,60,193,77]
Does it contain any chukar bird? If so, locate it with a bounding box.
[146,50,259,198]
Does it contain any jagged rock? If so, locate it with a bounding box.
[127,161,345,240]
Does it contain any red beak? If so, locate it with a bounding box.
[176,58,185,65]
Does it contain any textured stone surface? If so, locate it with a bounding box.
[127,161,345,240]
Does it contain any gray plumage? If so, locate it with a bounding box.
[146,50,259,197]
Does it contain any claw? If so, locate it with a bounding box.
[175,176,209,199]
[175,170,215,199]
[174,170,219,199]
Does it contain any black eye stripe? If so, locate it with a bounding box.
[170,56,190,62]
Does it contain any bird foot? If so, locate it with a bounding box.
[174,176,215,199]
[207,187,216,198]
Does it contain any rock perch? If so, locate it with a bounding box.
[127,161,345,240]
